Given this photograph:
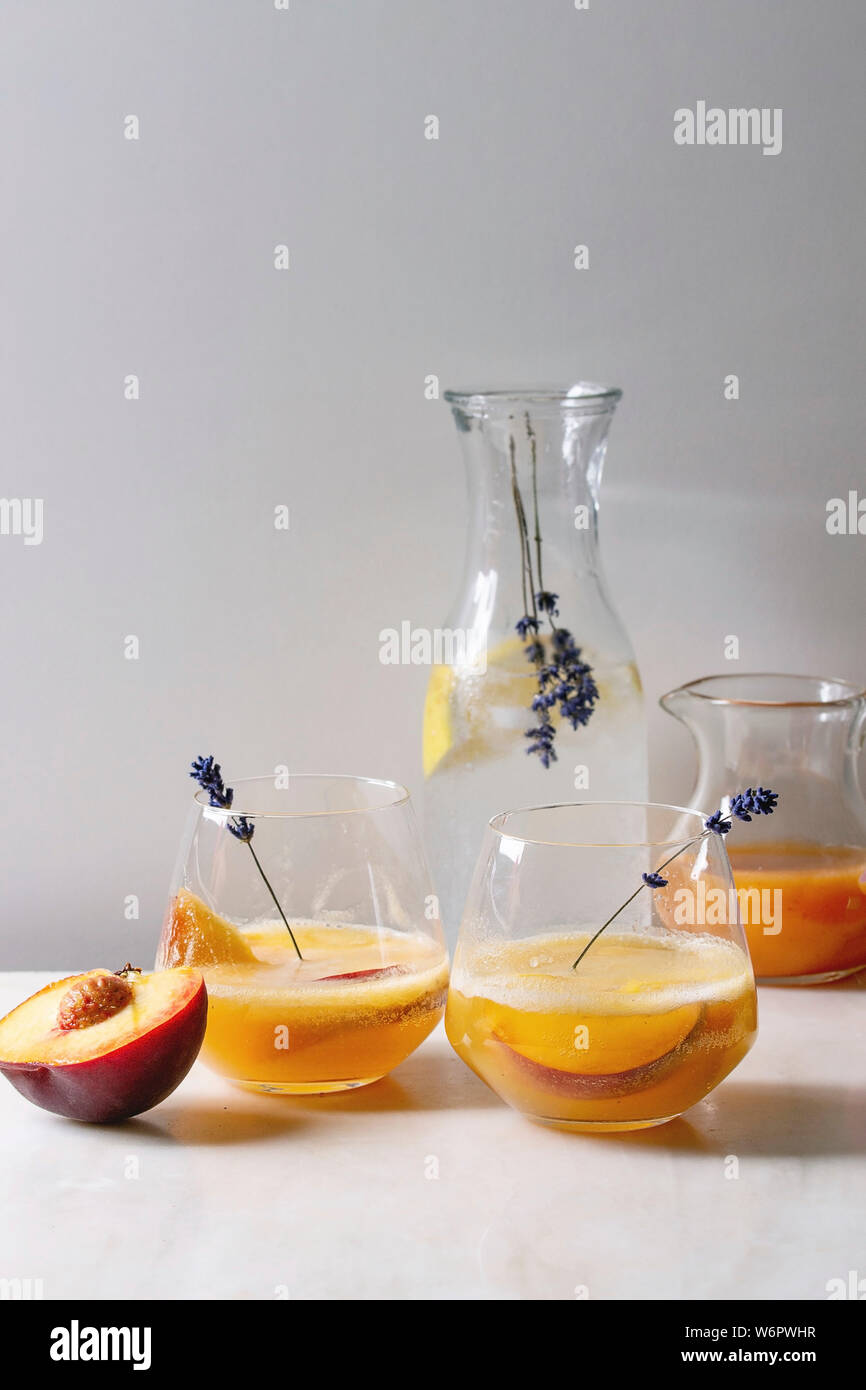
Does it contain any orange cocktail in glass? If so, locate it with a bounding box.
[447,929,755,1131]
[157,773,448,1093]
[445,802,758,1132]
[161,892,447,1092]
[728,843,866,982]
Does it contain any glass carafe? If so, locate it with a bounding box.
[661,673,866,984]
[424,385,647,944]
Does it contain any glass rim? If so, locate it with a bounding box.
[443,382,622,414]
[193,772,411,819]
[488,800,713,850]
[668,672,866,709]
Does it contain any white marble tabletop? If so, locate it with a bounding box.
[1,971,864,1301]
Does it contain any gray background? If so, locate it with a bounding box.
[2,0,864,968]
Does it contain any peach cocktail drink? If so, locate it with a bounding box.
[727,843,866,982]
[661,674,866,984]
[157,772,449,1094]
[445,802,758,1132]
[447,930,755,1130]
[160,892,447,1092]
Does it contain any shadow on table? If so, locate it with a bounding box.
[281,1048,501,1116]
[590,1081,866,1159]
[120,1050,497,1144]
[123,1103,310,1146]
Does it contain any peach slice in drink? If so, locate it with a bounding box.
[315,966,408,983]
[157,889,258,969]
[485,994,702,1076]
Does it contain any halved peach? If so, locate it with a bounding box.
[0,967,207,1122]
[157,889,257,968]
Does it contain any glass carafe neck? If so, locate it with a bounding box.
[446,386,621,583]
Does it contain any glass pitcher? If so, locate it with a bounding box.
[423,385,647,943]
[661,673,866,984]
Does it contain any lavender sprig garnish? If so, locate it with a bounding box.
[509,418,599,766]
[571,787,779,969]
[190,756,303,961]
[704,810,731,835]
[727,787,779,823]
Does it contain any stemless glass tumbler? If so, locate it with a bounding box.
[445,802,757,1132]
[157,775,449,1093]
[662,674,866,983]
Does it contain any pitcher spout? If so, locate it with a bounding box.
[659,683,694,724]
